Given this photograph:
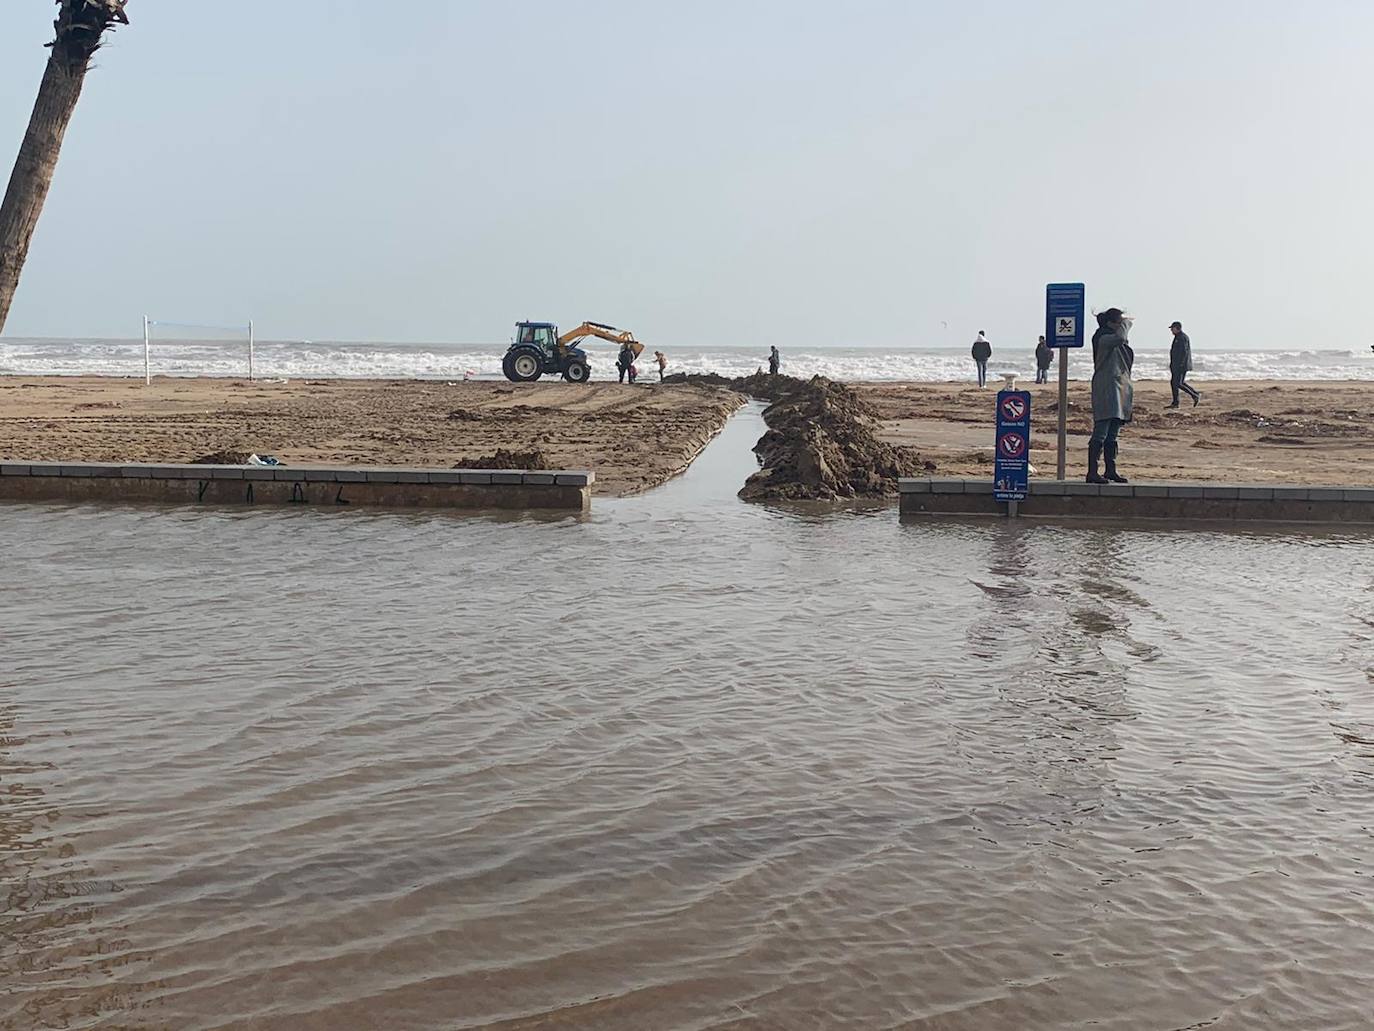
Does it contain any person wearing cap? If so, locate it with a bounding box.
[1168,321,1200,408]
[1087,308,1134,484]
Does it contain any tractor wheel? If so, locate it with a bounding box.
[501,353,518,382]
[563,360,590,383]
[509,348,543,382]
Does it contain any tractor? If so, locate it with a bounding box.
[501,320,643,383]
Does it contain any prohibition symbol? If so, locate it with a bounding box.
[998,432,1027,459]
[1000,396,1027,422]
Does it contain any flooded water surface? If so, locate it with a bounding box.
[4,411,1374,1029]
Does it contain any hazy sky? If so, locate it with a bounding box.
[2,1,1371,349]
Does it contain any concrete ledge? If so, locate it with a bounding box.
[0,461,592,512]
[899,478,1374,526]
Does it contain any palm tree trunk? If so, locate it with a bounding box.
[0,1,130,335]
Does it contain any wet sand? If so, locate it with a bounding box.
[4,377,1372,499]
[0,377,743,497]
[860,379,1374,484]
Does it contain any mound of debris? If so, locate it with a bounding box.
[192,450,253,465]
[456,449,550,470]
[659,371,930,498]
[739,375,931,500]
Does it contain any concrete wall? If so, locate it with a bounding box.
[900,478,1374,525]
[0,462,591,512]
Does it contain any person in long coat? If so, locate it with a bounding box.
[1088,308,1134,484]
[1168,321,1200,407]
[1034,335,1053,384]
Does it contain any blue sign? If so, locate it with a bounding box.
[994,389,1031,502]
[1046,282,1085,349]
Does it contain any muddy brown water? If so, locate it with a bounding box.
[4,406,1374,1029]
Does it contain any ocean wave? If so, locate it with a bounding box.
[2,339,1372,382]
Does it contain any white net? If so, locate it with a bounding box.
[143,318,254,382]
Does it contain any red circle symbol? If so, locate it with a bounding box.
[1000,397,1027,421]
[999,432,1027,458]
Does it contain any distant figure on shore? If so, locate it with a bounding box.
[654,350,667,383]
[971,332,991,387]
[1035,335,1052,384]
[617,343,635,384]
[1087,309,1134,484]
[768,346,781,376]
[1168,321,1200,408]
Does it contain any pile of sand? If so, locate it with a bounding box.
[192,450,254,465]
[456,449,550,470]
[667,372,929,500]
[740,375,930,500]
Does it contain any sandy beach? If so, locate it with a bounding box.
[0,376,742,497]
[861,379,1374,485]
[3,375,1373,492]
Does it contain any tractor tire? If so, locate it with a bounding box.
[562,360,591,383]
[508,348,543,382]
[501,353,518,382]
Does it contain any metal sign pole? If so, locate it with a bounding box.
[1056,349,1068,480]
[1046,282,1084,481]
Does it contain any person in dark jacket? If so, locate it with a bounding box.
[767,346,781,376]
[1035,335,1053,384]
[971,331,992,387]
[1087,308,1134,484]
[616,343,635,384]
[1168,321,1200,408]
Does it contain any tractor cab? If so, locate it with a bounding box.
[514,321,559,356]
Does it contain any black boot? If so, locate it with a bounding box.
[1086,441,1107,484]
[1105,442,1128,484]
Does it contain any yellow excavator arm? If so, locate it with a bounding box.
[558,321,644,358]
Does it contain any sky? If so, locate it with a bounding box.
[2,0,1372,349]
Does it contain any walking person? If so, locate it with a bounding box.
[1168,321,1200,408]
[768,345,781,376]
[1087,309,1134,484]
[971,331,992,387]
[1034,335,1053,384]
[654,350,667,383]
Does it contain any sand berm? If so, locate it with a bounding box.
[666,371,932,500]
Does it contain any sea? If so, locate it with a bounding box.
[4,405,1374,1029]
[2,336,1373,382]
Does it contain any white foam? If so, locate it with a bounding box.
[3,338,1372,382]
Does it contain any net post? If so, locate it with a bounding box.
[1056,348,1068,480]
[248,320,255,381]
[143,315,151,385]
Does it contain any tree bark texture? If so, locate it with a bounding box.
[0,56,88,334]
[0,1,129,334]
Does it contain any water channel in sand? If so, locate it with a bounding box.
[3,404,1374,1029]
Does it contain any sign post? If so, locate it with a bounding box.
[994,383,1031,514]
[1045,283,1086,480]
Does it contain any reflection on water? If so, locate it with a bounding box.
[3,408,1374,1029]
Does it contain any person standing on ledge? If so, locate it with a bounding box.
[768,345,781,376]
[1087,308,1134,484]
[1034,335,1053,384]
[971,331,992,387]
[1168,321,1201,408]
